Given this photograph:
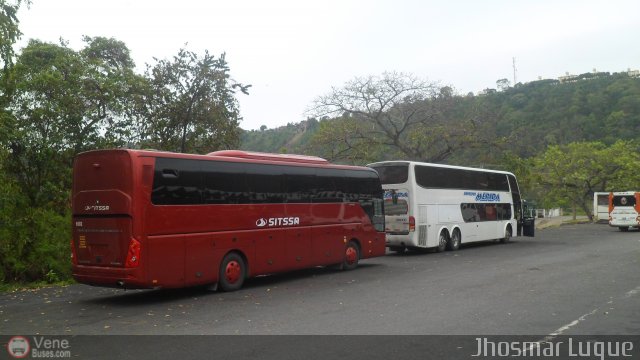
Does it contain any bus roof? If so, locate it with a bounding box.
[77,148,374,172]
[367,160,515,176]
[208,150,329,164]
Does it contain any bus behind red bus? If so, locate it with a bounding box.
[71,149,386,291]
[608,191,640,231]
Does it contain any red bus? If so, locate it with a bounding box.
[71,149,386,291]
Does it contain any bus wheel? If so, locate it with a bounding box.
[437,232,447,252]
[389,246,405,254]
[342,241,360,270]
[619,227,629,232]
[500,226,512,243]
[447,229,460,251]
[219,252,246,292]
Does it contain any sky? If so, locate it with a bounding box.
[16,0,640,130]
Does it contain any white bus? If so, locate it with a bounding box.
[367,161,535,252]
[608,191,640,231]
[593,192,610,222]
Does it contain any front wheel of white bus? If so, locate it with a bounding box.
[219,252,246,292]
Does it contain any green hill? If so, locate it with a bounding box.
[240,71,640,164]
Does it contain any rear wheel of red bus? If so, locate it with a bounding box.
[342,241,360,270]
[219,252,246,291]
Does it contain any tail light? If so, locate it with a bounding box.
[408,216,416,232]
[70,238,77,265]
[125,238,141,268]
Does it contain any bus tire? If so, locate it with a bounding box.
[218,252,246,292]
[447,229,460,251]
[436,231,448,252]
[342,241,360,270]
[500,226,512,243]
[619,227,629,232]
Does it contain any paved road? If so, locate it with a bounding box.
[1,223,639,336]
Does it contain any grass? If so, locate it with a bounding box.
[0,279,75,293]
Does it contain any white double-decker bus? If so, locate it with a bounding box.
[367,161,535,252]
[608,191,640,231]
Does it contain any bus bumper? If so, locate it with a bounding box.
[72,265,149,289]
[609,219,639,228]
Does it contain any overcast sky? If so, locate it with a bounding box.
[17,0,640,130]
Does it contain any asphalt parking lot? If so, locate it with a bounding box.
[1,223,638,359]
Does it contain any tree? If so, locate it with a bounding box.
[139,48,250,153]
[0,0,30,147]
[496,78,511,92]
[530,141,640,220]
[0,0,29,73]
[7,37,139,208]
[307,72,491,163]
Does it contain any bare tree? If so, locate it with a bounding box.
[306,72,484,163]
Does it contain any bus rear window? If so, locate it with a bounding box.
[385,199,408,215]
[613,195,636,207]
[371,164,409,185]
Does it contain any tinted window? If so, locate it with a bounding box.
[415,165,509,191]
[507,174,520,194]
[284,166,316,203]
[460,203,512,222]
[597,195,609,206]
[613,195,636,207]
[201,161,248,204]
[245,164,286,203]
[152,158,383,208]
[384,199,408,215]
[371,164,409,184]
[152,158,202,205]
[314,168,342,203]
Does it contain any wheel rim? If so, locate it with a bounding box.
[453,232,460,246]
[225,260,241,284]
[439,234,447,248]
[346,246,357,264]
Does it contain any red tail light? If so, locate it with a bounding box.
[409,216,416,232]
[125,238,141,268]
[70,238,77,265]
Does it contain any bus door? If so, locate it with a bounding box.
[383,188,411,234]
[507,174,534,237]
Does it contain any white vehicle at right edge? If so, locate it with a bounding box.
[367,161,535,252]
[608,191,640,231]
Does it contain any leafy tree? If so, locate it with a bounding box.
[0,0,29,73]
[307,72,493,163]
[530,140,640,220]
[6,38,138,208]
[0,0,29,149]
[496,78,511,91]
[139,48,250,153]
